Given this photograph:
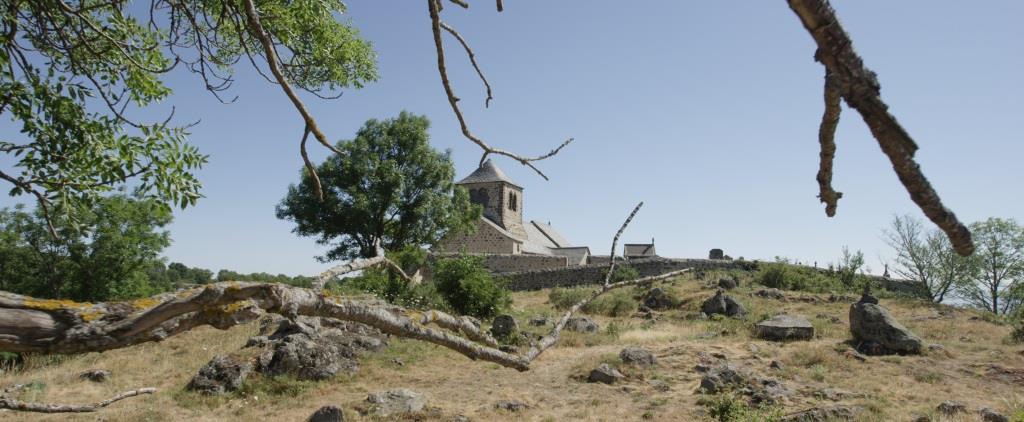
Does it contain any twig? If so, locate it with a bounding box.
[428,0,573,180]
[0,388,155,413]
[440,21,493,107]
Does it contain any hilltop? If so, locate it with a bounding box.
[1,269,1022,421]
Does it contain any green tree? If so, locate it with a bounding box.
[0,0,378,232]
[432,254,509,319]
[961,218,1024,314]
[276,112,480,261]
[0,195,173,301]
[883,215,975,303]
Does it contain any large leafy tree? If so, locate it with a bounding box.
[277,112,479,260]
[0,0,377,232]
[960,218,1024,314]
[0,194,173,301]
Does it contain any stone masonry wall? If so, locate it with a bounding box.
[501,257,755,291]
[436,218,518,255]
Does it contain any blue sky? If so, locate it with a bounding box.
[2,1,1022,276]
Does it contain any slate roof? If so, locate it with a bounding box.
[551,247,591,265]
[529,221,571,248]
[456,159,521,188]
[624,243,656,257]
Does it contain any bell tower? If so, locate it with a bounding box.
[456,160,526,238]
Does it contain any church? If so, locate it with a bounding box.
[437,160,655,271]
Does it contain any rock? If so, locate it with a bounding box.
[911,416,931,422]
[649,379,671,392]
[494,400,528,412]
[858,291,879,305]
[937,400,966,415]
[258,317,387,381]
[751,378,791,405]
[755,288,786,300]
[187,355,252,395]
[709,248,725,260]
[815,388,855,401]
[566,316,599,333]
[717,278,739,290]
[588,363,625,384]
[490,315,518,339]
[641,287,675,310]
[842,349,867,362]
[308,405,345,422]
[981,407,1009,422]
[245,335,270,348]
[79,369,111,383]
[755,315,815,341]
[816,314,843,324]
[698,363,749,393]
[780,405,862,422]
[769,360,783,370]
[701,289,746,317]
[620,346,657,367]
[365,389,426,416]
[528,316,549,326]
[849,297,923,355]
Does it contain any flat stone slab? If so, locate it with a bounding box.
[756,315,814,341]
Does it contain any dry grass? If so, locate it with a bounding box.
[2,273,1023,421]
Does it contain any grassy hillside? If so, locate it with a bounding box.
[2,270,1022,421]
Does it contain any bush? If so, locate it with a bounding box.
[1008,324,1024,345]
[549,287,592,310]
[333,246,444,310]
[756,262,848,293]
[433,254,510,319]
[548,287,638,317]
[608,265,640,283]
[758,264,788,289]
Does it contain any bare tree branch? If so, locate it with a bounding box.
[427,0,573,180]
[0,388,155,413]
[440,21,493,108]
[299,125,324,201]
[603,202,643,288]
[787,0,974,256]
[816,69,842,217]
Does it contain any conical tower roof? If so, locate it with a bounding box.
[456,159,521,188]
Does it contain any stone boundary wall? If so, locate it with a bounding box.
[501,257,755,291]
[500,257,928,299]
[430,253,568,273]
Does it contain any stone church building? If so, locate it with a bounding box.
[437,160,655,272]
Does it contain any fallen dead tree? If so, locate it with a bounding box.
[0,202,687,412]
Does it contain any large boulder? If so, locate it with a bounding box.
[187,355,252,395]
[490,315,519,339]
[641,287,676,310]
[701,289,746,317]
[588,363,625,384]
[620,346,657,367]
[566,316,599,333]
[756,315,815,341]
[258,317,387,381]
[849,294,923,355]
[364,389,426,416]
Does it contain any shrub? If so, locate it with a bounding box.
[549,287,593,310]
[433,254,510,319]
[1008,324,1024,345]
[758,264,788,289]
[703,393,782,422]
[608,265,640,283]
[548,287,638,317]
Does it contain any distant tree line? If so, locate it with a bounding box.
[0,196,311,301]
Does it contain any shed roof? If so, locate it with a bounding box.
[624,243,656,257]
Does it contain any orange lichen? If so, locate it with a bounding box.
[129,297,162,311]
[22,297,93,311]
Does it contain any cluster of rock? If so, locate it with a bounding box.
[187,316,387,395]
[697,361,792,406]
[585,346,657,385]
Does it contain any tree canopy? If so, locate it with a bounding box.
[276,111,480,261]
[0,194,173,301]
[0,0,378,232]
